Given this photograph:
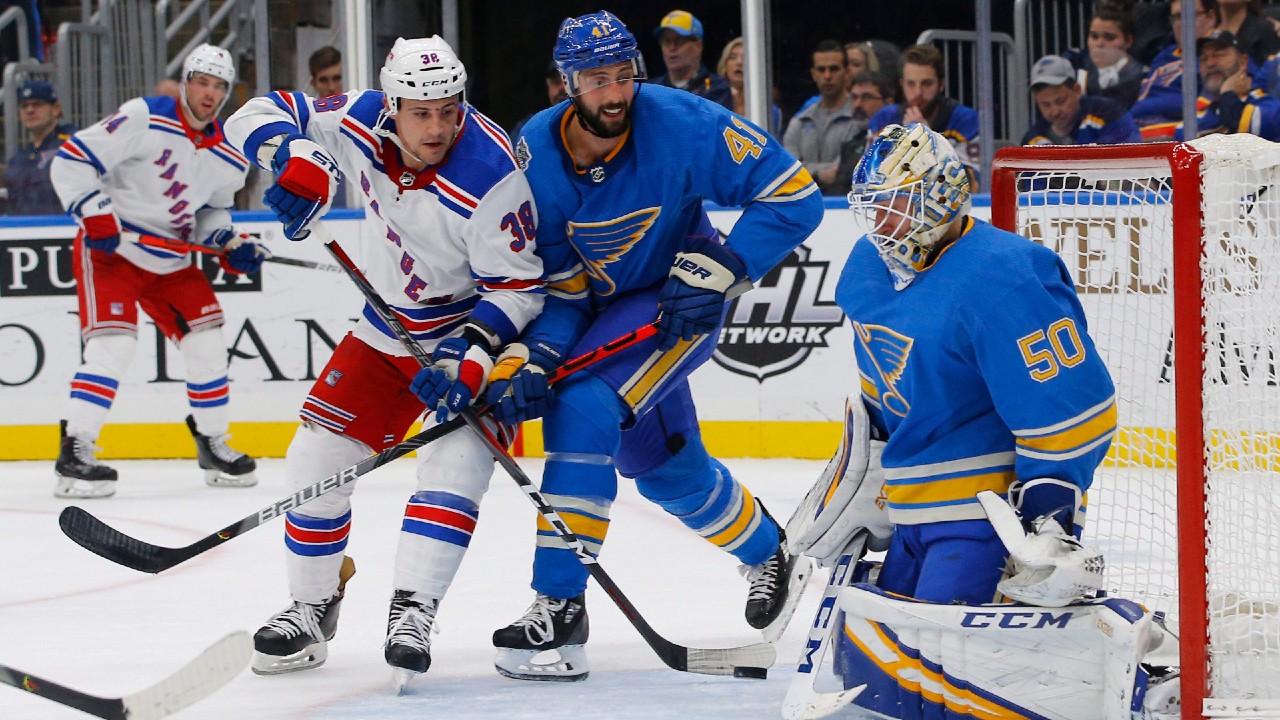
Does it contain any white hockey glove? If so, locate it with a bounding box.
[786,395,893,568]
[977,489,1104,607]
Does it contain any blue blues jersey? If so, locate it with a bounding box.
[1022,95,1140,145]
[514,84,822,359]
[835,218,1116,525]
[868,99,981,172]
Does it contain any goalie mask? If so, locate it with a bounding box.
[553,11,647,97]
[848,123,971,289]
[180,43,236,118]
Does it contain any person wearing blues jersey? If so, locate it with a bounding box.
[48,43,265,500]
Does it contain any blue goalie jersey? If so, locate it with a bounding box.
[835,218,1117,526]
[513,83,822,358]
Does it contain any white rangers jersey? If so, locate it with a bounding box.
[50,95,249,275]
[224,89,545,356]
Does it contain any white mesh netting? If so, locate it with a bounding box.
[1009,134,1280,712]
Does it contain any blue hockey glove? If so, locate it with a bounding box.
[207,227,270,275]
[482,342,562,424]
[263,133,340,240]
[655,237,748,351]
[410,336,495,424]
[1013,478,1081,534]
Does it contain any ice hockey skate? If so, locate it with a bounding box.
[385,590,438,693]
[186,414,257,487]
[492,593,589,681]
[252,557,354,675]
[743,531,810,639]
[54,420,118,499]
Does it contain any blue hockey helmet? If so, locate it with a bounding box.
[553,11,647,96]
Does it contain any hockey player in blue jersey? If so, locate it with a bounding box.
[783,123,1133,718]
[457,10,824,681]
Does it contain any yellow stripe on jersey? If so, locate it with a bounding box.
[546,264,590,300]
[771,166,816,198]
[620,334,708,411]
[1015,397,1117,460]
[884,469,1015,513]
[753,160,819,203]
[1241,102,1257,134]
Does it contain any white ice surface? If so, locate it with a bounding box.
[0,455,832,719]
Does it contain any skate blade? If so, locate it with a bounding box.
[763,555,815,643]
[54,475,117,499]
[391,667,421,694]
[250,643,327,675]
[494,645,589,682]
[205,469,258,488]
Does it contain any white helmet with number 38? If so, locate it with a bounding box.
[380,35,468,115]
[848,123,971,289]
[180,43,236,117]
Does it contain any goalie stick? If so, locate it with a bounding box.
[781,534,868,720]
[125,231,343,273]
[58,316,659,575]
[0,631,250,720]
[321,227,777,679]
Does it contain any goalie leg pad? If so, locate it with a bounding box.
[834,584,1154,720]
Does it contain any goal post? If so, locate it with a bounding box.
[991,136,1280,719]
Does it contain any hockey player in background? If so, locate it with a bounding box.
[464,10,824,682]
[49,43,266,499]
[781,123,1167,718]
[224,36,545,691]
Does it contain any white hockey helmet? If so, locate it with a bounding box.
[380,36,467,115]
[848,123,972,288]
[180,43,236,116]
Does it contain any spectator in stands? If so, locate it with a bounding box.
[650,9,733,109]
[831,70,894,193]
[717,36,782,135]
[845,41,879,86]
[1185,31,1280,139]
[1022,55,1140,145]
[1062,4,1147,110]
[307,46,344,98]
[1131,0,1221,130]
[510,60,569,138]
[867,43,980,187]
[1216,0,1280,64]
[784,40,864,195]
[154,79,181,99]
[4,80,75,215]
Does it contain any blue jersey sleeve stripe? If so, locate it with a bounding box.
[67,137,107,175]
[241,121,297,168]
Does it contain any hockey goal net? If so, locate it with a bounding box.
[991,135,1280,719]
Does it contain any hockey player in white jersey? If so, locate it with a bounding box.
[49,43,266,499]
[224,36,546,692]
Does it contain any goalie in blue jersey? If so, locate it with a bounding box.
[778,124,1184,719]
[453,9,824,682]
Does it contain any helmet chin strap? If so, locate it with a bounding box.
[372,96,466,168]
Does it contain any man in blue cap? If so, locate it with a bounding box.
[651,9,733,109]
[4,79,75,215]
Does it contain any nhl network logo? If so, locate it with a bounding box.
[713,244,844,381]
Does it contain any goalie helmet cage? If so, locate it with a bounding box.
[991,136,1280,720]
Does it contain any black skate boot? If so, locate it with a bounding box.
[186,414,257,487]
[492,593,589,681]
[385,590,438,693]
[252,557,354,675]
[743,515,811,639]
[54,420,118,499]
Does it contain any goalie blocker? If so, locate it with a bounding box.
[832,584,1160,719]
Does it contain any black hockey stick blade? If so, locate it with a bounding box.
[0,631,250,720]
[59,416,466,574]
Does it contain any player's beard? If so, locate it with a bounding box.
[574,97,631,139]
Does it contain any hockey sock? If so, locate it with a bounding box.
[66,333,137,439]
[283,423,367,602]
[531,376,622,599]
[637,442,779,567]
[180,328,230,436]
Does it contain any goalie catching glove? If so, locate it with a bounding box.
[656,236,749,351]
[205,227,270,275]
[786,395,893,568]
[263,133,340,240]
[481,341,562,424]
[410,325,498,423]
[977,488,1104,607]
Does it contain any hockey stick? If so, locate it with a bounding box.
[781,535,868,720]
[0,631,250,720]
[320,227,776,679]
[125,231,343,273]
[57,319,654,574]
